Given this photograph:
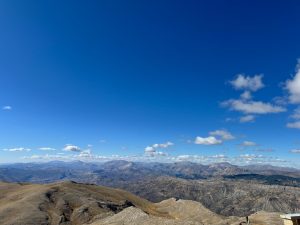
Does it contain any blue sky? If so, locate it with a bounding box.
[0,0,300,167]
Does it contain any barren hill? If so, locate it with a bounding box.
[0,181,284,225]
[0,181,167,225]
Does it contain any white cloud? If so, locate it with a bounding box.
[240,141,258,147]
[230,74,264,92]
[194,129,234,146]
[223,74,285,122]
[3,147,31,152]
[240,91,252,100]
[287,121,300,129]
[194,136,222,145]
[209,130,235,140]
[63,144,81,152]
[290,149,300,154]
[286,100,300,130]
[2,106,12,110]
[144,141,173,154]
[280,60,300,129]
[222,99,286,114]
[144,141,172,157]
[144,146,156,153]
[240,115,255,123]
[285,60,300,104]
[39,147,56,151]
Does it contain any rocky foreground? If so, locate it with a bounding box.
[0,181,284,225]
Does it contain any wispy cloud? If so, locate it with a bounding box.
[2,106,12,110]
[148,151,168,157]
[240,115,255,123]
[255,148,274,153]
[39,147,56,151]
[3,147,31,152]
[291,107,300,119]
[211,154,228,159]
[287,121,300,129]
[23,154,69,160]
[222,99,286,114]
[240,141,258,147]
[209,129,235,140]
[273,96,288,106]
[290,149,300,154]
[238,154,264,162]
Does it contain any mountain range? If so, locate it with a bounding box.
[0,160,299,218]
